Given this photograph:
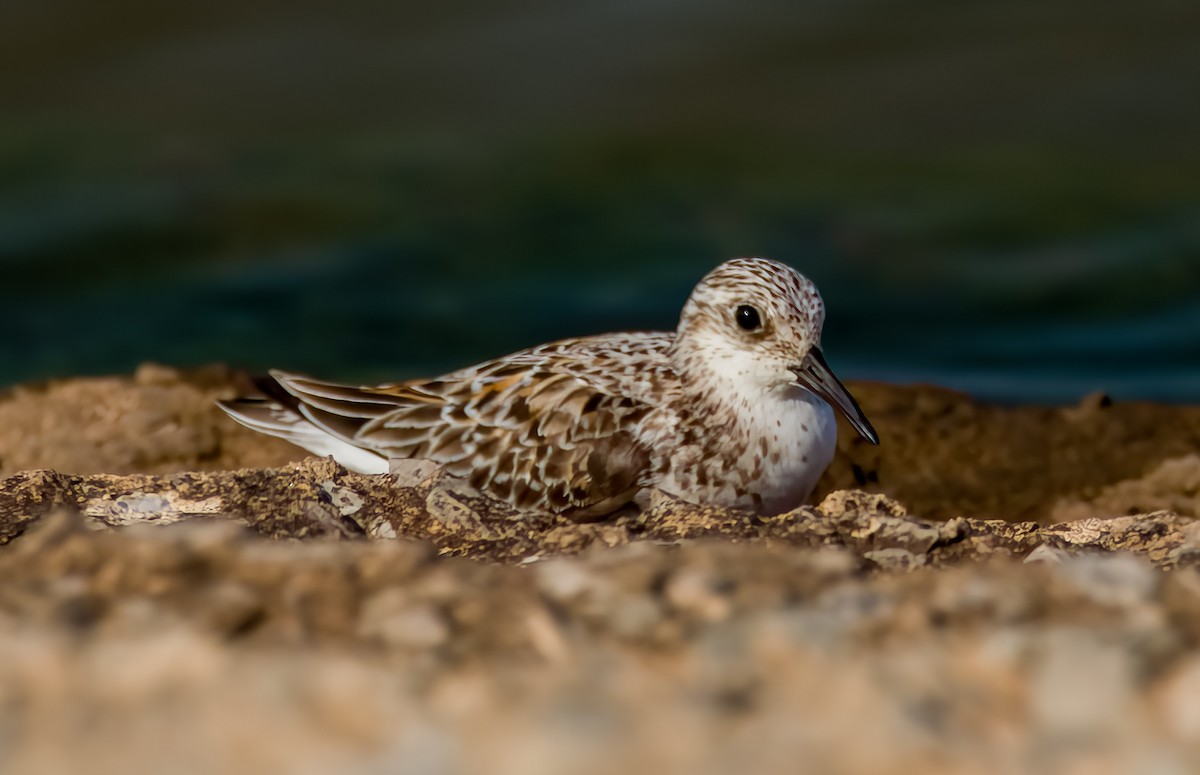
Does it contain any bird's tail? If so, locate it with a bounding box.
[216,387,389,475]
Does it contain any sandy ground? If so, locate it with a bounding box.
[3,364,1200,774]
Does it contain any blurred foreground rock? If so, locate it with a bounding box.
[3,510,1200,774]
[4,366,1200,774]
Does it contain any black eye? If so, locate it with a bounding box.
[735,305,761,331]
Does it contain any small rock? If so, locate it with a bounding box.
[536,560,596,604]
[320,481,365,516]
[818,490,907,519]
[665,568,731,623]
[1156,656,1200,742]
[1024,544,1068,566]
[1055,552,1159,608]
[864,547,925,571]
[607,596,663,641]
[1030,628,1135,740]
[524,606,571,664]
[389,458,441,488]
[358,589,449,650]
[195,581,264,636]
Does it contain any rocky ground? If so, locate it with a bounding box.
[3,364,1200,774]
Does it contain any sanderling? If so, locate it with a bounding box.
[218,257,878,518]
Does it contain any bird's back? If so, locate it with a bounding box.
[427,331,679,406]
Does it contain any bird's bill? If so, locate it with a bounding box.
[792,348,879,445]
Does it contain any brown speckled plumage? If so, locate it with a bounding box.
[219,258,877,518]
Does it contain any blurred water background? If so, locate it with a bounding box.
[3,0,1199,402]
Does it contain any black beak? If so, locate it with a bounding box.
[791,347,879,445]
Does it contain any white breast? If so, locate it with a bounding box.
[654,384,839,514]
[745,386,838,513]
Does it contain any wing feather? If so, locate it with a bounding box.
[245,335,674,517]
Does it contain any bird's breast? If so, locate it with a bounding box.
[744,389,838,513]
[654,387,838,514]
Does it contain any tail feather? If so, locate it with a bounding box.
[270,370,410,420]
[216,396,389,475]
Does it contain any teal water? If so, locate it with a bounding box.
[4,0,1200,402]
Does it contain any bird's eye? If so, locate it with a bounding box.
[735,305,762,331]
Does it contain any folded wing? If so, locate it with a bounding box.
[265,360,655,518]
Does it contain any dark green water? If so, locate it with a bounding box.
[4,0,1200,402]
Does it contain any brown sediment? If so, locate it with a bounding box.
[819,383,1200,522]
[3,365,1200,773]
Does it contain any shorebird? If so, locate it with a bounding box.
[218,258,878,518]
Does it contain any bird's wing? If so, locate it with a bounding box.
[270,353,658,517]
